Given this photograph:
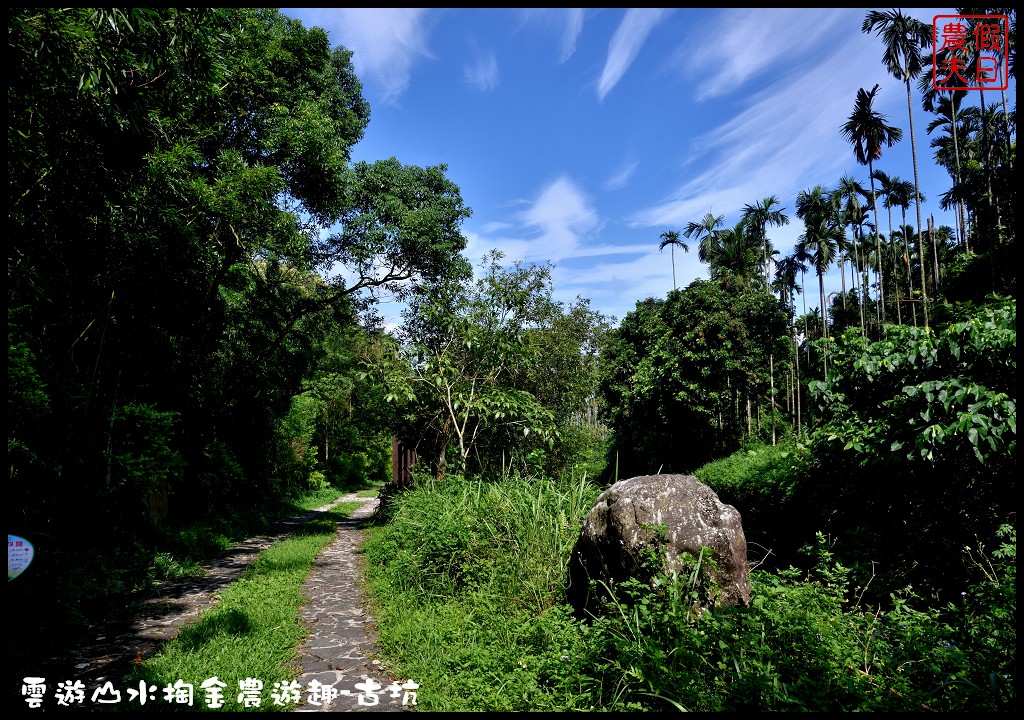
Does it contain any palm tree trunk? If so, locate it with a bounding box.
[769,353,776,445]
[800,267,809,364]
[900,207,917,327]
[839,253,848,311]
[794,334,801,434]
[949,95,969,252]
[818,269,828,379]
[1000,87,1013,173]
[882,201,902,325]
[906,78,928,330]
[867,159,884,327]
[854,233,866,335]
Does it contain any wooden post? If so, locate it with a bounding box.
[392,436,419,488]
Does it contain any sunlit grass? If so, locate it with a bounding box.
[129,502,361,712]
[361,473,601,711]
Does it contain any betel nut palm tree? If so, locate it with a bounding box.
[742,196,789,288]
[709,218,760,288]
[863,8,932,328]
[840,83,902,326]
[796,186,844,379]
[919,50,969,249]
[796,186,842,346]
[684,210,725,269]
[658,230,689,291]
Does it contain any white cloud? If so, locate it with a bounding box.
[467,177,642,269]
[630,28,877,230]
[520,176,601,260]
[598,8,674,101]
[517,8,586,62]
[604,159,638,191]
[679,8,851,102]
[323,8,434,106]
[552,247,703,322]
[560,8,585,62]
[464,54,499,91]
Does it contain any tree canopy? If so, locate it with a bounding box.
[599,279,791,477]
[8,6,470,584]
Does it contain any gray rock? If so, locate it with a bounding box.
[566,474,751,617]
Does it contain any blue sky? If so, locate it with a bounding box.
[281,8,1014,327]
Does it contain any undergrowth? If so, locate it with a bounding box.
[363,470,1016,712]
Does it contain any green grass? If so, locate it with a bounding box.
[355,486,380,499]
[128,501,362,712]
[292,485,354,511]
[361,469,1016,712]
[361,473,602,711]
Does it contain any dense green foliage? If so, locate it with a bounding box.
[7,5,1015,713]
[599,279,791,477]
[803,297,1016,600]
[369,251,610,480]
[364,472,1015,711]
[7,6,467,669]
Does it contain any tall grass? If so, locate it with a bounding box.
[362,466,1016,712]
[362,472,601,711]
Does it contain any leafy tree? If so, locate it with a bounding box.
[7,7,472,662]
[599,280,791,477]
[8,6,471,512]
[376,252,606,479]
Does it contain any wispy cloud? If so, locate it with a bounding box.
[517,8,586,62]
[320,8,434,106]
[604,159,638,191]
[464,54,499,91]
[467,177,646,270]
[630,27,877,230]
[679,8,850,102]
[560,8,585,62]
[598,8,674,101]
[520,176,601,260]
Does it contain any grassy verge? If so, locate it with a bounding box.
[362,473,601,711]
[127,500,363,712]
[362,469,1016,712]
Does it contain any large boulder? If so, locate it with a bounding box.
[566,474,751,617]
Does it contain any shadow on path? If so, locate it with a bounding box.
[292,496,413,712]
[16,492,409,712]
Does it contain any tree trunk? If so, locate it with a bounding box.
[769,353,776,445]
[867,160,884,326]
[906,78,928,330]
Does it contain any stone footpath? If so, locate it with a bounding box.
[25,490,411,712]
[291,494,412,712]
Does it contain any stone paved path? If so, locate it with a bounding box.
[26,490,409,712]
[292,495,412,712]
